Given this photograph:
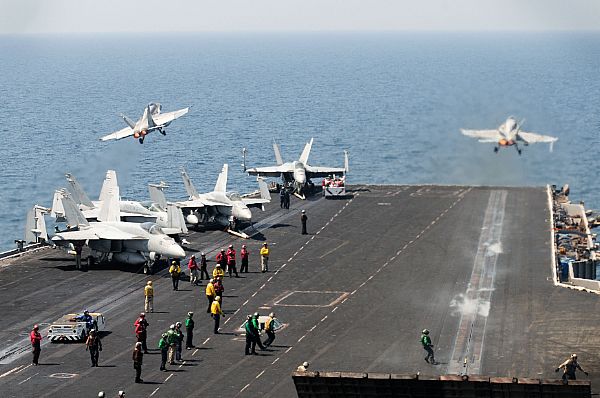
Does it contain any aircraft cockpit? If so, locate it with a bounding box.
[226,192,242,202]
[140,222,164,235]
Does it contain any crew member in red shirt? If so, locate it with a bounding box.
[30,324,42,365]
[226,245,238,277]
[240,245,249,273]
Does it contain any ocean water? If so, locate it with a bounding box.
[1,32,599,251]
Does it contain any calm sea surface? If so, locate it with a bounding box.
[1,32,599,251]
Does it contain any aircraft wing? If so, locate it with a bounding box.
[175,198,205,209]
[305,165,346,178]
[518,131,558,144]
[460,129,501,141]
[246,165,291,177]
[152,107,190,127]
[52,225,144,241]
[100,126,135,142]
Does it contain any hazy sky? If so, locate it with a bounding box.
[1,0,599,34]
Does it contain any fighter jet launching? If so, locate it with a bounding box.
[157,164,271,238]
[100,103,189,144]
[244,138,349,199]
[460,116,557,155]
[28,189,185,273]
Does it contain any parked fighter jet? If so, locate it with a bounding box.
[52,171,187,235]
[460,116,558,155]
[157,164,270,238]
[32,189,185,273]
[100,103,189,144]
[244,138,349,199]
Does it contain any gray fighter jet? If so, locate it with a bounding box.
[29,189,185,273]
[461,116,558,155]
[100,102,189,144]
[244,138,348,199]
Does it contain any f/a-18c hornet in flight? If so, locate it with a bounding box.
[460,116,558,155]
[244,138,349,199]
[100,102,189,144]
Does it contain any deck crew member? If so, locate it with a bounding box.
[169,261,181,291]
[214,277,224,305]
[30,324,42,365]
[260,243,270,273]
[216,249,227,272]
[301,210,308,234]
[134,313,149,354]
[212,263,225,279]
[206,279,216,313]
[251,312,266,351]
[132,342,144,383]
[297,361,309,371]
[280,189,286,208]
[158,333,168,371]
[185,312,195,349]
[199,252,210,280]
[85,330,102,367]
[240,245,249,273]
[244,315,259,355]
[284,189,290,209]
[166,324,177,364]
[420,329,435,364]
[188,255,199,285]
[211,296,224,334]
[144,281,154,313]
[174,322,184,361]
[556,354,588,381]
[226,245,238,277]
[263,312,277,347]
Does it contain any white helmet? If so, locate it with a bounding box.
[422,329,429,335]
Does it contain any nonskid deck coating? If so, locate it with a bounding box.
[0,185,598,397]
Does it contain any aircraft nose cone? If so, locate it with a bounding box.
[239,208,252,221]
[167,243,186,259]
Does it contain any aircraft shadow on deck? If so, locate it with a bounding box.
[249,232,266,241]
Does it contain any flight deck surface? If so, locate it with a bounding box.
[0,185,598,397]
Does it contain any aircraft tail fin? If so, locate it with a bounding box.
[145,104,156,128]
[99,170,119,203]
[344,150,349,173]
[273,141,283,166]
[50,190,66,221]
[97,187,120,222]
[60,190,90,227]
[257,177,271,201]
[25,205,49,243]
[148,183,168,210]
[181,167,199,198]
[65,173,94,208]
[214,164,228,193]
[167,204,188,234]
[120,113,136,129]
[299,138,313,165]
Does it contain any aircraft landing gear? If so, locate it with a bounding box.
[515,145,522,155]
[159,128,166,136]
[493,147,499,153]
[139,137,145,144]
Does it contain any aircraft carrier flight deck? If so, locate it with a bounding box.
[0,185,598,397]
